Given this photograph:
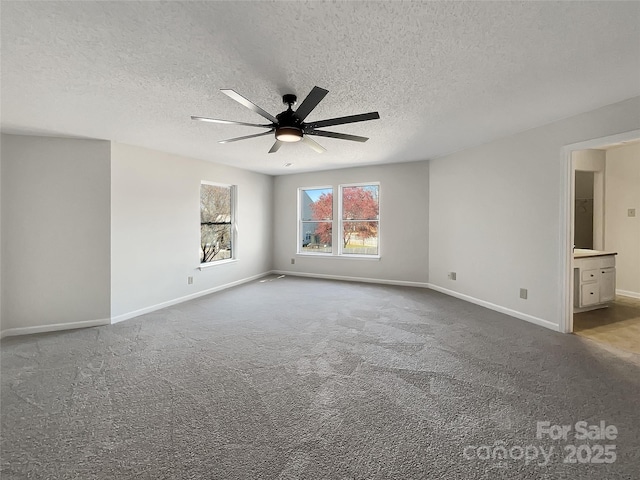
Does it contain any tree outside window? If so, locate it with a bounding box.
[298,183,379,256]
[300,187,332,253]
[200,183,235,263]
[340,185,379,255]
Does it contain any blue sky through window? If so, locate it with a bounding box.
[305,188,331,202]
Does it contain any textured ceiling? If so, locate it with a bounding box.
[2,1,639,175]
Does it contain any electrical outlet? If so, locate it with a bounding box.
[188,276,193,285]
[520,288,527,300]
[448,272,456,280]
[291,258,295,265]
[628,208,636,217]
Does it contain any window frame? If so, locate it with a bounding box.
[297,185,334,256]
[199,181,237,269]
[338,182,380,258]
[296,182,380,259]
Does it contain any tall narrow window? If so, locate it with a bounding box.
[340,184,379,255]
[200,182,235,264]
[299,187,333,253]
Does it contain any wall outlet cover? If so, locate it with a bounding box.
[520,288,528,299]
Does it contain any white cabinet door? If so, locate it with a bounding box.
[599,268,616,302]
[574,254,616,309]
[581,283,600,306]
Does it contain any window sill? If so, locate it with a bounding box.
[198,258,237,270]
[296,253,380,261]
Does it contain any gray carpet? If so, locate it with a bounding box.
[1,276,639,479]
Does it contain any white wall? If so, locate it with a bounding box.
[110,143,273,320]
[429,97,640,330]
[605,142,640,297]
[574,149,606,171]
[1,134,111,335]
[272,161,429,285]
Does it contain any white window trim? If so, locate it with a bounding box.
[198,258,238,270]
[338,182,380,258]
[199,181,237,268]
[297,185,334,255]
[297,182,380,259]
[296,253,380,261]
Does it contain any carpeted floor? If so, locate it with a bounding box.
[1,276,639,479]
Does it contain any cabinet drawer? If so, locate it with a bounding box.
[576,258,600,270]
[581,283,599,306]
[575,255,616,270]
[581,269,598,282]
[599,256,615,268]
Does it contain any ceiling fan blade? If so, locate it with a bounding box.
[301,136,326,153]
[268,140,284,154]
[218,129,274,144]
[305,129,369,143]
[191,116,273,128]
[294,86,329,121]
[305,111,380,130]
[220,89,278,123]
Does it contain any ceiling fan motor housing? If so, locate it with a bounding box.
[275,102,304,142]
[276,108,302,128]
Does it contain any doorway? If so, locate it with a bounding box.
[562,131,640,354]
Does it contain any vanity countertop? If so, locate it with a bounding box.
[574,248,618,259]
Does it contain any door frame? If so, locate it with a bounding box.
[559,129,640,333]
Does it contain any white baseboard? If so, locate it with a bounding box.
[426,283,560,332]
[1,273,562,339]
[274,272,559,331]
[616,289,640,300]
[0,318,111,339]
[111,271,272,324]
[271,270,430,289]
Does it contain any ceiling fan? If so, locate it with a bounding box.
[191,86,380,153]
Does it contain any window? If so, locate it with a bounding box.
[298,183,379,257]
[200,182,235,264]
[340,184,379,256]
[299,187,333,253]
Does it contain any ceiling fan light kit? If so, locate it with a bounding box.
[275,127,303,143]
[191,86,380,153]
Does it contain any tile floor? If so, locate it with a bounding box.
[573,295,640,354]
